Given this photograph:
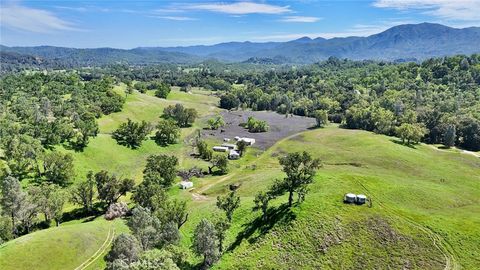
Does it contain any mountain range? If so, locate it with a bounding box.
[1,23,479,66]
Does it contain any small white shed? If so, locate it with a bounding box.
[344,193,357,203]
[179,181,193,189]
[356,194,367,205]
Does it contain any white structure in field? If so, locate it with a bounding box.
[344,193,357,203]
[213,146,229,152]
[179,181,193,189]
[235,137,256,145]
[221,143,237,150]
[229,150,240,160]
[356,194,367,205]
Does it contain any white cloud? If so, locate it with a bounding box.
[1,3,77,33]
[281,16,321,23]
[151,16,197,21]
[54,6,87,12]
[185,2,291,14]
[373,0,480,21]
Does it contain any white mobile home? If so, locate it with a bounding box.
[213,146,229,152]
[221,143,237,150]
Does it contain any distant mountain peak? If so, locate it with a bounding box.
[294,36,313,42]
[2,23,479,65]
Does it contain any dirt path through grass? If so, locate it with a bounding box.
[428,144,480,158]
[74,225,115,270]
[191,131,305,200]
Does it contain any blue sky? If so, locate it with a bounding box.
[1,0,479,48]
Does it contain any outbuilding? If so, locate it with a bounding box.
[344,193,357,203]
[179,181,193,189]
[236,137,256,145]
[213,146,229,152]
[229,150,240,160]
[222,143,237,150]
[356,194,367,205]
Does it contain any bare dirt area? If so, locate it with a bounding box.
[201,110,317,150]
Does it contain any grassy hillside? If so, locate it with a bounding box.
[0,218,128,270]
[2,83,478,269]
[177,126,479,269]
[59,85,219,182]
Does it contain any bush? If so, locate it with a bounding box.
[206,115,225,130]
[245,116,269,133]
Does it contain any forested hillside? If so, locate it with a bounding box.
[102,55,480,151]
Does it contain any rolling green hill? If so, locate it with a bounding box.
[178,127,480,269]
[59,85,219,183]
[0,218,128,270]
[1,84,478,269]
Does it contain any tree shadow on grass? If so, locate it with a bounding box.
[61,203,104,224]
[390,139,417,149]
[227,203,296,252]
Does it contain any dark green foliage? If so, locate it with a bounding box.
[42,152,75,186]
[253,191,270,221]
[196,139,213,160]
[152,82,171,99]
[106,233,142,266]
[313,110,328,128]
[162,104,198,128]
[143,155,178,188]
[213,215,230,253]
[443,124,456,148]
[93,170,134,207]
[216,191,240,222]
[74,112,99,149]
[206,115,225,130]
[28,183,66,226]
[132,182,167,211]
[209,154,228,175]
[245,116,269,133]
[112,119,152,149]
[155,198,189,229]
[219,94,240,110]
[70,175,95,213]
[268,151,321,207]
[128,206,181,250]
[395,123,427,145]
[236,140,248,157]
[192,218,219,268]
[457,118,480,151]
[154,119,180,146]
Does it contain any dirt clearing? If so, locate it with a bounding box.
[201,110,316,150]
